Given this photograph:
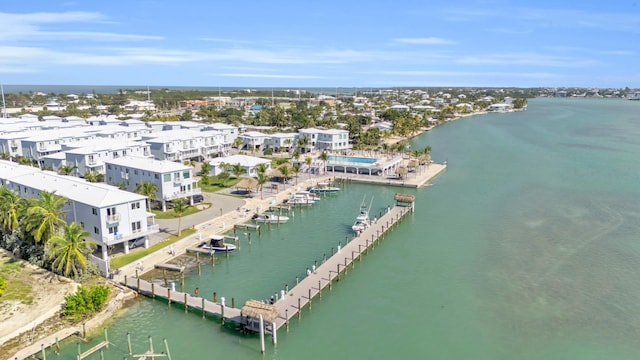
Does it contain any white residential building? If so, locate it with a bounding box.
[238,131,270,150]
[315,129,350,151]
[142,129,224,161]
[105,156,200,211]
[208,154,271,177]
[0,160,158,262]
[265,133,297,152]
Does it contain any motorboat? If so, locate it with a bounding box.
[351,220,369,232]
[351,195,373,232]
[285,190,320,205]
[308,182,340,194]
[198,235,236,252]
[252,212,290,223]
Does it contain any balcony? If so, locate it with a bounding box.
[163,187,202,201]
[100,224,160,245]
[106,213,121,224]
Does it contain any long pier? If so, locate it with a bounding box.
[122,276,243,324]
[121,200,413,336]
[270,203,412,331]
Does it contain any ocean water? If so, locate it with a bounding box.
[54,98,640,359]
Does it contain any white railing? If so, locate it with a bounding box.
[101,224,160,245]
[106,213,121,224]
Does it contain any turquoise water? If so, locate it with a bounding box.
[327,155,377,164]
[55,98,640,359]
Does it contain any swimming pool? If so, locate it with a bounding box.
[327,155,377,164]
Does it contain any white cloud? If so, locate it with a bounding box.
[0,11,161,43]
[213,73,325,79]
[454,53,599,67]
[394,37,456,45]
[379,70,558,79]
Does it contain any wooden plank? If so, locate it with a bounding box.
[77,341,109,360]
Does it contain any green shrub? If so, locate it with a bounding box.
[263,148,273,155]
[63,285,110,320]
[0,276,6,296]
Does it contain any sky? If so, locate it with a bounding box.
[1,0,639,88]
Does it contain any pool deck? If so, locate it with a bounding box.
[333,162,447,188]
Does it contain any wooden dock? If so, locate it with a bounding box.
[122,276,243,323]
[122,197,414,346]
[270,203,412,331]
[154,263,185,272]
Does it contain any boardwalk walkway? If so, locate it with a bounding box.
[271,205,411,330]
[121,204,412,334]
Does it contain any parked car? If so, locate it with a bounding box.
[193,194,204,203]
[129,238,146,249]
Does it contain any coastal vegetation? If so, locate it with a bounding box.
[0,187,97,280]
[62,285,110,321]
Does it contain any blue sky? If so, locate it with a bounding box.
[1,0,639,88]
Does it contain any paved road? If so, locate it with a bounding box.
[149,192,246,243]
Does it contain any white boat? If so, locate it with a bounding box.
[351,195,373,232]
[198,235,236,252]
[308,182,340,194]
[286,190,320,205]
[252,212,290,223]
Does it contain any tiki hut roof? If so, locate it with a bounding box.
[241,300,281,322]
[396,166,408,176]
[269,163,293,178]
[407,159,419,168]
[235,177,258,190]
[395,193,415,203]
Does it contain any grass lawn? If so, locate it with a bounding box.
[109,228,197,270]
[152,203,210,219]
[0,256,33,304]
[198,177,240,192]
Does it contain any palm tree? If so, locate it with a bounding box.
[135,181,158,211]
[58,164,75,175]
[172,198,189,236]
[46,222,95,278]
[319,151,329,175]
[278,164,291,184]
[297,136,310,153]
[305,156,313,179]
[83,171,99,182]
[0,186,24,233]
[292,163,301,185]
[255,163,268,177]
[24,191,66,244]
[231,163,245,179]
[234,137,243,150]
[257,172,269,200]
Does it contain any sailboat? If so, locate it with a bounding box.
[351,195,373,232]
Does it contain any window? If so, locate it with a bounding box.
[92,208,98,215]
[94,227,99,234]
[132,221,141,231]
[154,173,160,180]
[183,171,190,179]
[107,164,112,170]
[108,226,118,234]
[163,174,171,182]
[134,170,138,175]
[107,207,116,216]
[174,172,180,181]
[131,202,140,210]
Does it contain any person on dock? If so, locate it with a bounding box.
[194,287,199,296]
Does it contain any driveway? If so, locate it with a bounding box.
[148,192,246,243]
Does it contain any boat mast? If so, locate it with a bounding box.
[1,84,6,119]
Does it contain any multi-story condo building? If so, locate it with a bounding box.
[265,133,297,152]
[0,160,158,263]
[297,128,351,152]
[105,156,200,211]
[141,129,225,161]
